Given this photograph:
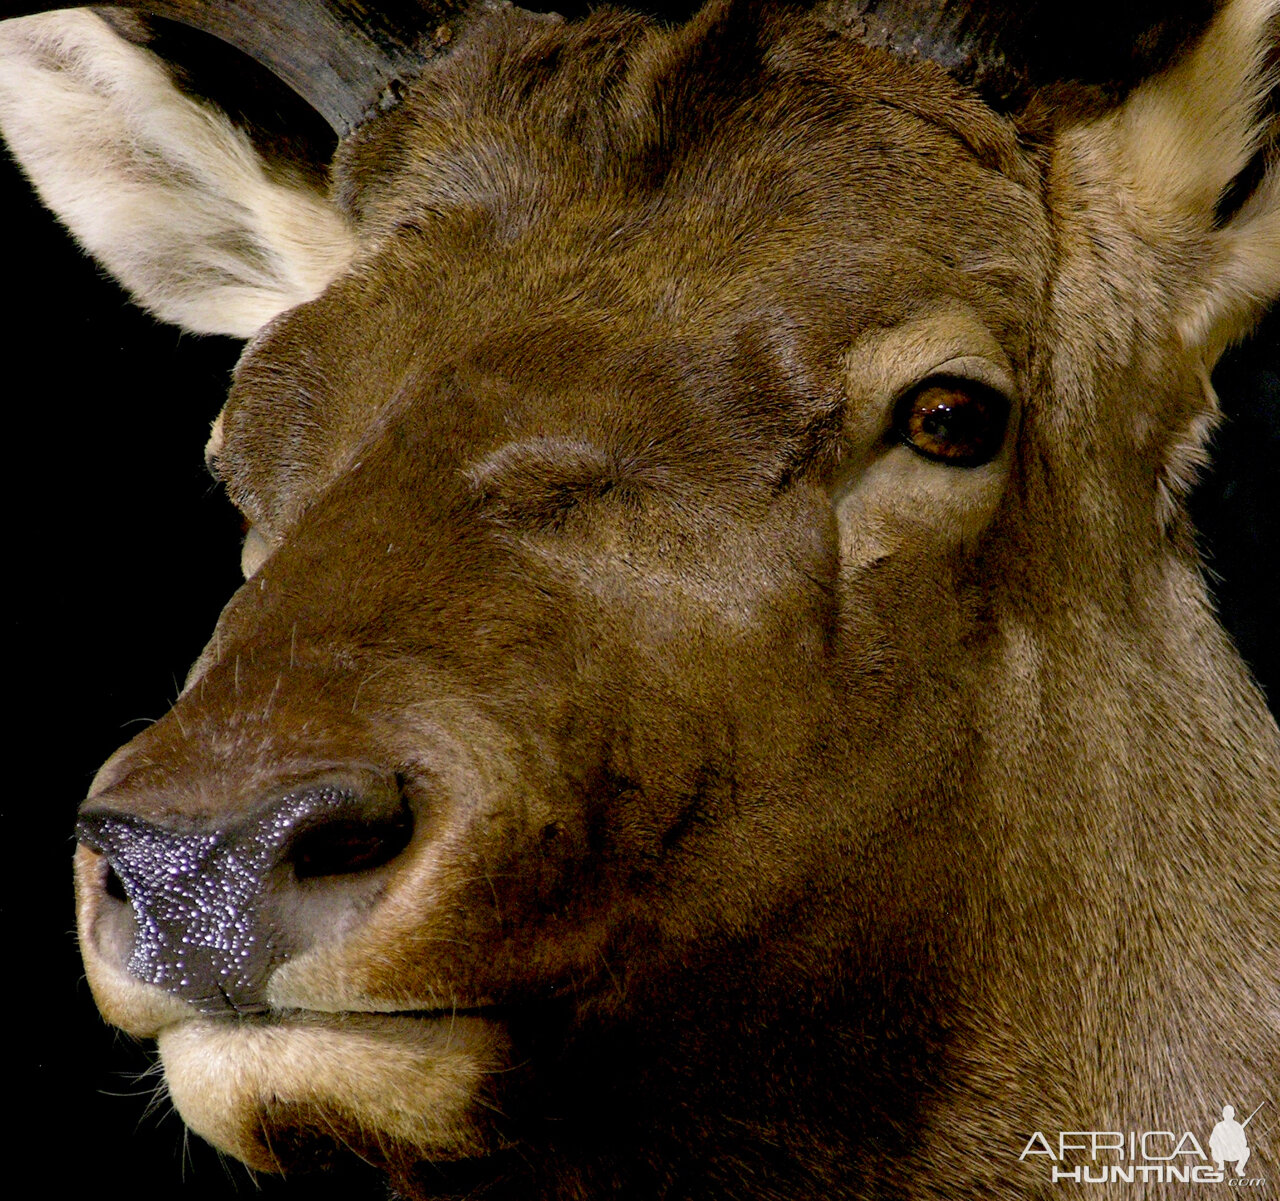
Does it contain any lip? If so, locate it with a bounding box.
[156,1007,512,1171]
[152,1001,510,1036]
[210,1002,508,1024]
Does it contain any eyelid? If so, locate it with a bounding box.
[204,412,227,482]
[838,307,1021,455]
[468,436,622,529]
[920,354,1017,401]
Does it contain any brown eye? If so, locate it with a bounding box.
[893,376,1010,467]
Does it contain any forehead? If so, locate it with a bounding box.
[222,8,1046,518]
[333,6,1043,315]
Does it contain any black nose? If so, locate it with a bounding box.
[77,776,413,1012]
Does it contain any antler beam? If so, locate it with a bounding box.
[7,0,470,132]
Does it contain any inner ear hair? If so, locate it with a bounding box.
[1103,0,1280,357]
[0,10,357,337]
[97,11,338,190]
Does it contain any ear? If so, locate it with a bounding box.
[0,10,357,337]
[1105,0,1279,364]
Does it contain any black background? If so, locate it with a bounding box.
[3,78,1277,1201]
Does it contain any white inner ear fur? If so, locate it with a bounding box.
[832,307,1018,570]
[0,10,357,337]
[1102,0,1280,357]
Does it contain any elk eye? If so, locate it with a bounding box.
[893,376,1010,467]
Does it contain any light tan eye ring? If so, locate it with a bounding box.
[893,375,1011,468]
[241,525,272,578]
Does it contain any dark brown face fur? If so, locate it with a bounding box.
[201,4,1042,999]
[69,4,1279,1199]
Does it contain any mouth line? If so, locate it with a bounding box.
[189,1003,509,1025]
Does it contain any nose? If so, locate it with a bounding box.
[76,772,413,1012]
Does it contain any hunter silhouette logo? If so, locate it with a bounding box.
[1019,1100,1269,1187]
[1210,1104,1261,1177]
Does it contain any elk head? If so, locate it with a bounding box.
[2,1,1277,1197]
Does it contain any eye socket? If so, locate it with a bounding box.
[893,375,1011,468]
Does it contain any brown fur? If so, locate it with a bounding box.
[5,1,1276,1197]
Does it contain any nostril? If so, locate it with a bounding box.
[289,807,413,880]
[76,816,138,905]
[104,862,129,903]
